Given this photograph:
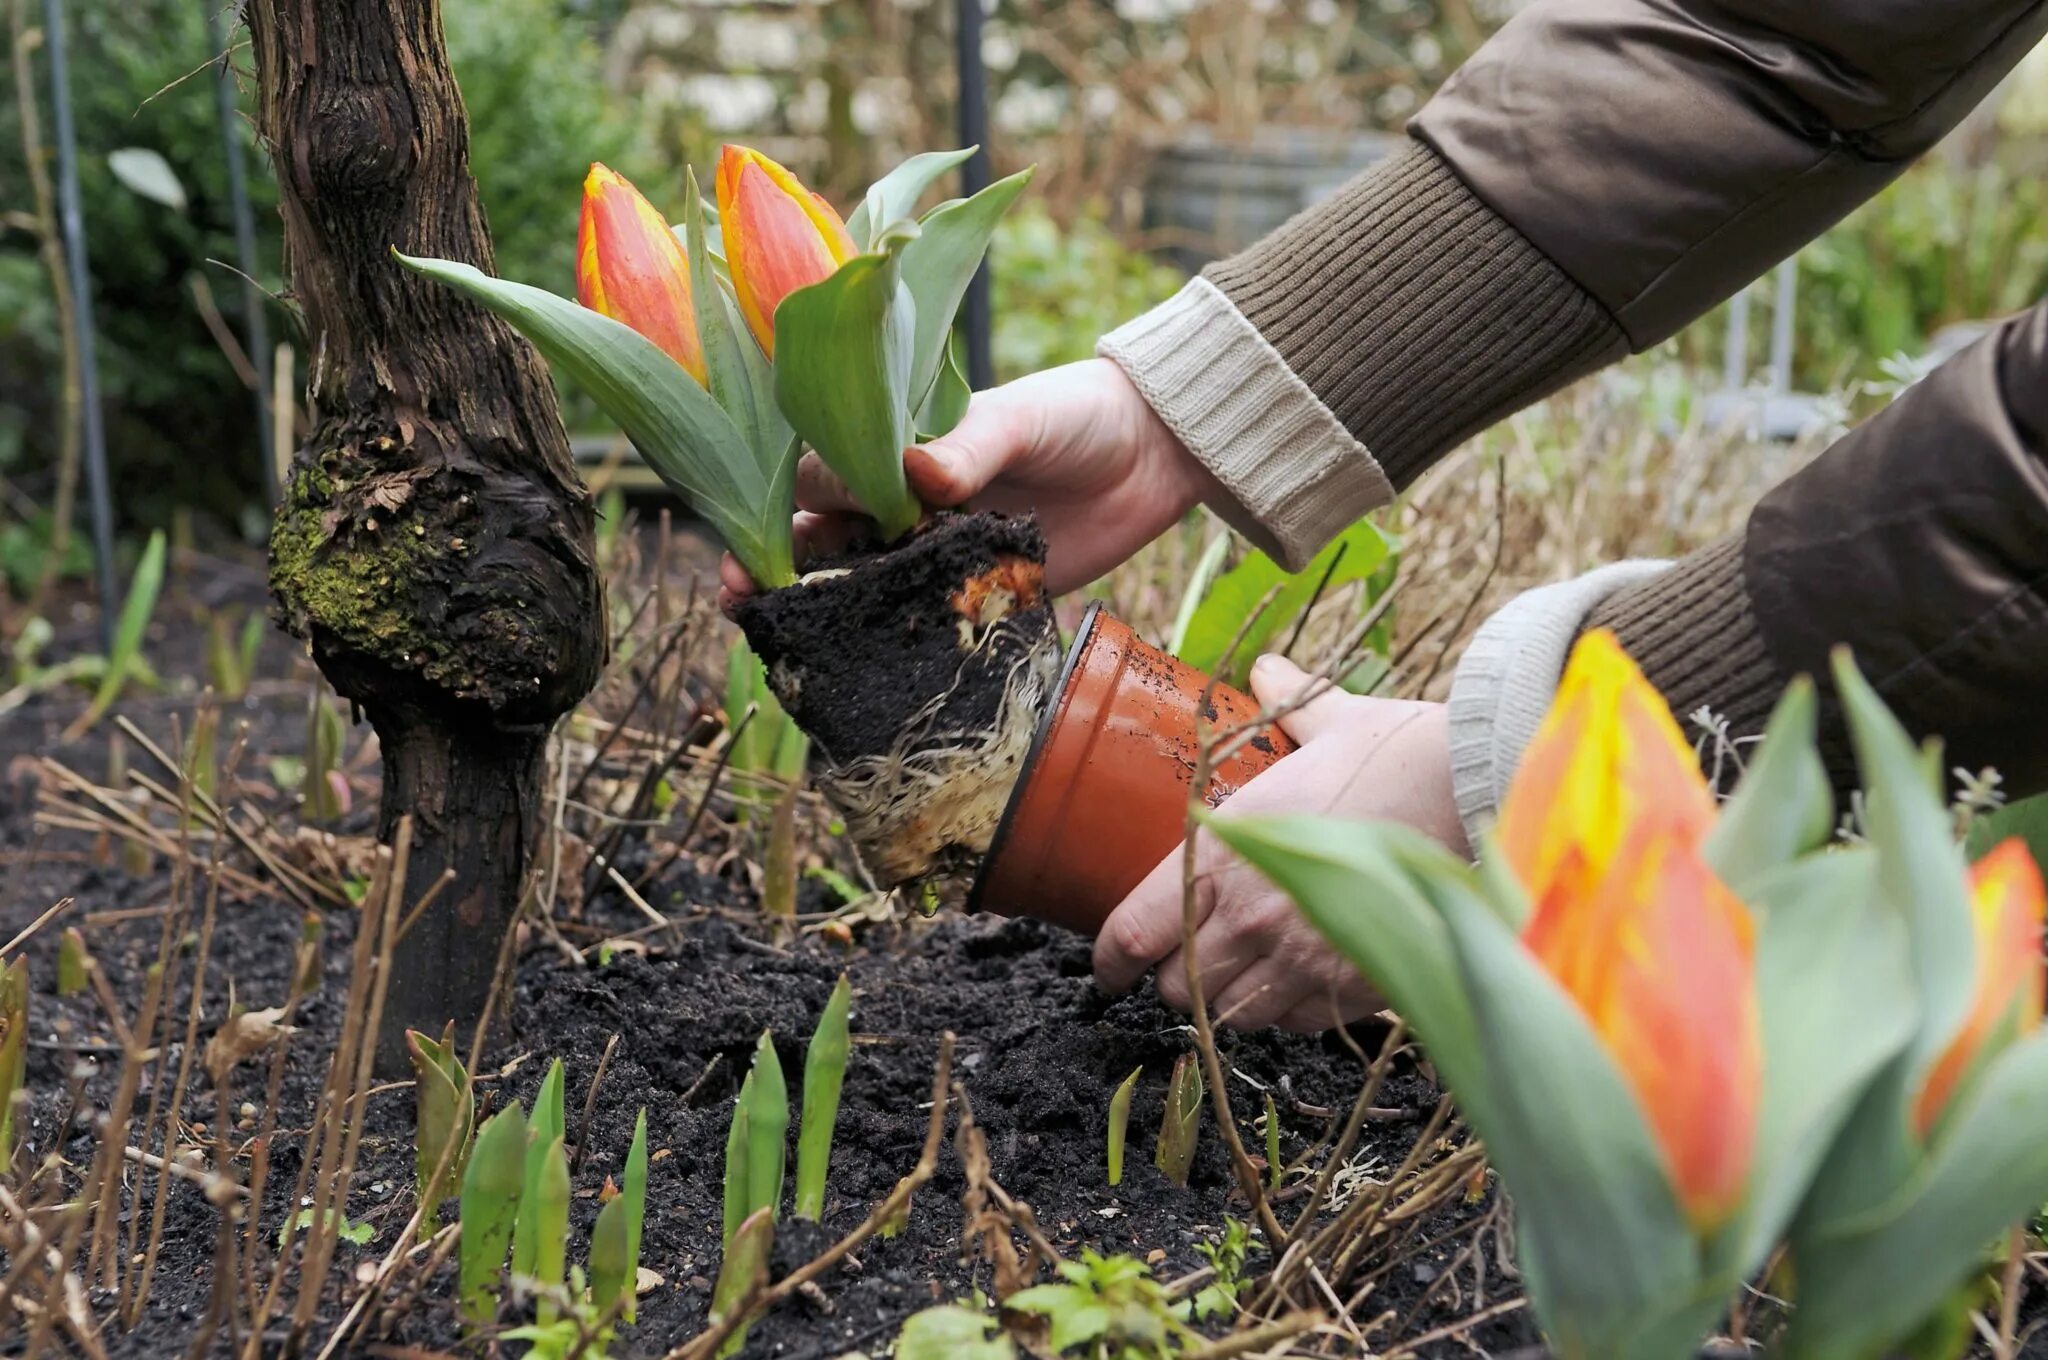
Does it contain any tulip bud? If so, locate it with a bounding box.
[1500,629,1718,930]
[577,163,706,382]
[1506,630,1759,1229]
[716,145,858,357]
[1914,837,2046,1134]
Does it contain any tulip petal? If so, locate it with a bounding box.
[1582,819,1761,1229]
[1508,629,1716,948]
[577,164,705,382]
[1913,837,2047,1134]
[718,146,857,357]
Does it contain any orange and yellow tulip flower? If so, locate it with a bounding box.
[716,145,858,357]
[1914,837,2046,1133]
[577,164,706,383]
[1501,629,1760,1230]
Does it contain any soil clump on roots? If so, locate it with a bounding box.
[735,511,1063,894]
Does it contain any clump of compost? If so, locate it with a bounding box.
[735,510,1061,894]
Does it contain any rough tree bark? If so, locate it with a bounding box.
[249,0,606,1070]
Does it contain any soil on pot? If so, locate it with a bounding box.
[734,511,1063,893]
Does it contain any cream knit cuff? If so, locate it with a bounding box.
[1447,561,1673,847]
[1097,277,1395,571]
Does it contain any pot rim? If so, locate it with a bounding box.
[964,600,1105,915]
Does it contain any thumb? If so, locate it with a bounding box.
[1249,654,1352,745]
[904,398,1034,507]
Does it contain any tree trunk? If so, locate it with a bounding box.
[249,0,606,1071]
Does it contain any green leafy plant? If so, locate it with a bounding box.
[1153,1053,1203,1189]
[1173,518,1392,689]
[794,975,852,1221]
[0,957,27,1158]
[460,1103,527,1324]
[1106,1065,1141,1188]
[277,1208,373,1249]
[1212,627,2048,1360]
[1007,1250,1197,1358]
[406,1022,475,1239]
[400,143,1032,586]
[1189,1219,1253,1322]
[722,1030,789,1245]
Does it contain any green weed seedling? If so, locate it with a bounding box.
[794,975,851,1221]
[460,1104,527,1324]
[1008,1250,1199,1354]
[895,1304,1016,1359]
[1106,1065,1141,1187]
[1153,1053,1203,1188]
[405,1022,474,1239]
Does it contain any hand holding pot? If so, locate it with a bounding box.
[720,358,1219,604]
[1092,655,1469,1033]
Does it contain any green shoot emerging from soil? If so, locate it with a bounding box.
[795,975,852,1221]
[514,1059,569,1279]
[405,1022,474,1240]
[619,1108,650,1321]
[1154,1053,1203,1188]
[1107,1064,1142,1188]
[1262,1092,1282,1191]
[711,1205,774,1358]
[723,1030,789,1245]
[56,926,87,997]
[0,956,25,1158]
[460,1104,528,1324]
[530,1136,572,1325]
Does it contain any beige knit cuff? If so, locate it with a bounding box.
[1098,277,1395,571]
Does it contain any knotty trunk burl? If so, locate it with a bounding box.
[250,0,605,1069]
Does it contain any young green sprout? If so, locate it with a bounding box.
[711,1206,775,1359]
[529,1136,571,1325]
[1106,1065,1142,1187]
[795,976,852,1221]
[588,1189,632,1324]
[513,1059,568,1279]
[722,1031,789,1247]
[619,1108,650,1321]
[56,927,88,997]
[406,1022,474,1239]
[459,1104,527,1325]
[0,958,26,1158]
[763,782,800,925]
[1154,1053,1204,1188]
[1263,1091,1283,1191]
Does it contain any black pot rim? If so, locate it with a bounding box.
[963,600,1104,916]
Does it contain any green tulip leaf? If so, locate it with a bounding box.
[1703,677,1834,895]
[395,251,795,587]
[1208,814,1487,1124]
[1436,881,1704,1360]
[795,976,852,1222]
[773,230,922,541]
[1786,1031,2048,1360]
[1728,848,1913,1275]
[916,330,973,441]
[900,167,1035,411]
[459,1105,528,1325]
[847,147,979,248]
[621,1108,649,1322]
[588,1193,633,1320]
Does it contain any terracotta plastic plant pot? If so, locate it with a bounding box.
[969,602,1298,935]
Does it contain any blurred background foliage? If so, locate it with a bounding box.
[3,0,2046,571]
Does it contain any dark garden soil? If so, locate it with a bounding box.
[0,548,1532,1357]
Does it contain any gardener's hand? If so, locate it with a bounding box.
[1092,655,1470,1033]
[720,358,1216,607]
